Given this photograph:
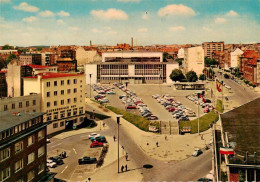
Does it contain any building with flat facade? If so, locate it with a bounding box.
[76,47,100,66]
[85,51,178,84]
[183,46,205,76]
[230,48,244,68]
[202,41,224,58]
[23,72,85,134]
[19,54,42,65]
[0,111,51,182]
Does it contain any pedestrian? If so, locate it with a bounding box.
[103,123,105,127]
[125,164,128,171]
[113,135,116,142]
[64,151,67,158]
[156,141,159,147]
[165,136,167,141]
[121,165,124,172]
[125,153,128,161]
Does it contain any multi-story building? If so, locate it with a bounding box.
[183,46,205,76]
[76,47,100,66]
[0,70,7,97]
[0,111,51,181]
[85,51,179,84]
[202,41,224,58]
[240,50,260,85]
[60,49,76,60]
[56,58,77,72]
[23,72,86,134]
[230,48,244,68]
[0,93,41,113]
[177,48,184,59]
[19,54,42,65]
[212,51,225,68]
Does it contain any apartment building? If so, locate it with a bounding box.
[23,72,86,134]
[202,41,224,58]
[0,93,41,113]
[183,46,205,76]
[56,58,77,72]
[0,111,51,181]
[19,54,42,65]
[212,51,225,69]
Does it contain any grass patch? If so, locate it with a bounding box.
[85,111,110,120]
[179,99,223,134]
[106,106,159,131]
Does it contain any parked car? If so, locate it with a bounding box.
[48,157,64,165]
[197,178,213,182]
[93,135,107,143]
[126,104,136,109]
[47,160,57,168]
[204,107,210,113]
[88,133,100,139]
[107,91,116,94]
[90,141,103,148]
[78,156,97,164]
[168,107,176,112]
[192,148,203,157]
[146,115,158,120]
[99,98,109,103]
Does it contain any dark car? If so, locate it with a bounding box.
[197,178,212,182]
[146,115,158,120]
[224,73,230,79]
[94,95,104,100]
[78,156,97,165]
[91,135,107,143]
[48,156,64,165]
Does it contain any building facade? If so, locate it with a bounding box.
[183,46,205,76]
[202,41,224,58]
[0,111,50,182]
[56,58,77,72]
[0,71,7,97]
[19,54,42,66]
[23,73,86,134]
[85,51,178,84]
[76,47,99,66]
[212,51,225,69]
[230,48,244,68]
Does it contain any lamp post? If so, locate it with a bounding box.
[89,74,92,98]
[116,115,122,173]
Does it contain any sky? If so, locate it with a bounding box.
[0,0,260,46]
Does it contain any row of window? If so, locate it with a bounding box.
[46,79,78,87]
[46,98,78,107]
[46,88,78,97]
[3,100,36,111]
[46,108,84,121]
[53,117,84,128]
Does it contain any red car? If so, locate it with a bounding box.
[204,107,210,113]
[126,105,136,109]
[134,101,143,105]
[90,141,103,148]
[168,107,176,112]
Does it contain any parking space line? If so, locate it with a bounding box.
[73,148,77,154]
[61,165,68,174]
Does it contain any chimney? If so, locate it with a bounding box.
[90,40,92,47]
[131,37,133,47]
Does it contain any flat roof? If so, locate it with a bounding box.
[24,72,84,79]
[103,51,163,53]
[221,97,260,163]
[0,111,45,132]
[86,61,176,65]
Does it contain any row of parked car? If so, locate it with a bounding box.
[114,83,159,120]
[186,93,214,113]
[93,84,116,103]
[152,94,195,122]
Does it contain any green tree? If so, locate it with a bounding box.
[36,47,43,51]
[204,57,217,67]
[186,71,198,82]
[169,69,185,82]
[175,58,183,66]
[199,74,206,80]
[2,44,14,50]
[7,54,17,64]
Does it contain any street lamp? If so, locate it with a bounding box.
[89,74,92,98]
[116,115,122,173]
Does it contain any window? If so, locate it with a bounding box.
[73,79,77,84]
[61,80,64,85]
[33,100,36,105]
[0,148,10,161]
[60,121,64,127]
[27,170,35,182]
[38,129,45,141]
[54,112,58,120]
[47,102,50,107]
[12,103,15,109]
[73,108,77,115]
[4,105,7,111]
[79,107,83,114]
[53,123,58,128]
[15,159,23,173]
[27,152,35,164]
[38,162,45,174]
[26,101,29,107]
[67,79,70,85]
[19,102,22,108]
[15,141,23,154]
[60,111,65,118]
[28,135,35,146]
[73,88,77,93]
[54,101,57,106]
[74,98,77,103]
[61,90,64,95]
[54,81,57,86]
[46,82,50,87]
[54,91,57,96]
[1,167,10,181]
[38,146,45,157]
[67,109,71,117]
[67,89,71,94]
[47,113,52,121]
[47,92,50,97]
[61,100,64,105]
[67,99,71,104]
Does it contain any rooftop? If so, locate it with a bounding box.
[26,64,56,69]
[24,72,84,79]
[221,97,260,164]
[0,111,44,132]
[0,70,7,73]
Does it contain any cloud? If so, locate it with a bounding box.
[13,2,39,12]
[215,17,227,24]
[0,0,10,3]
[226,10,238,17]
[158,4,196,17]
[137,28,148,32]
[57,10,70,17]
[117,0,140,2]
[169,26,185,31]
[142,12,149,20]
[91,8,128,20]
[57,19,64,24]
[39,10,55,17]
[104,26,112,30]
[68,26,79,31]
[22,16,37,22]
[92,28,101,33]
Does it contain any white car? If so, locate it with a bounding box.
[47,160,57,168]
[88,133,100,139]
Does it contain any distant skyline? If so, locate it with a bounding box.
[0,0,260,46]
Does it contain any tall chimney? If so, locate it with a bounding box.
[90,40,92,47]
[131,37,133,47]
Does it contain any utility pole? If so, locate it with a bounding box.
[116,115,122,173]
[89,74,92,98]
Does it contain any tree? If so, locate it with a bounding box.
[204,57,217,67]
[36,47,43,51]
[169,69,185,82]
[186,71,198,82]
[175,58,183,66]
[2,44,14,50]
[7,54,17,64]
[163,52,173,62]
[199,74,206,80]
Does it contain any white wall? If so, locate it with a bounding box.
[177,48,184,59]
[6,61,21,97]
[166,63,179,84]
[128,65,135,76]
[85,64,97,84]
[102,52,163,62]
[76,47,98,65]
[230,48,243,68]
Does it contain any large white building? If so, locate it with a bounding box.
[230,48,243,68]
[85,51,178,84]
[23,72,85,134]
[76,47,101,66]
[183,46,205,76]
